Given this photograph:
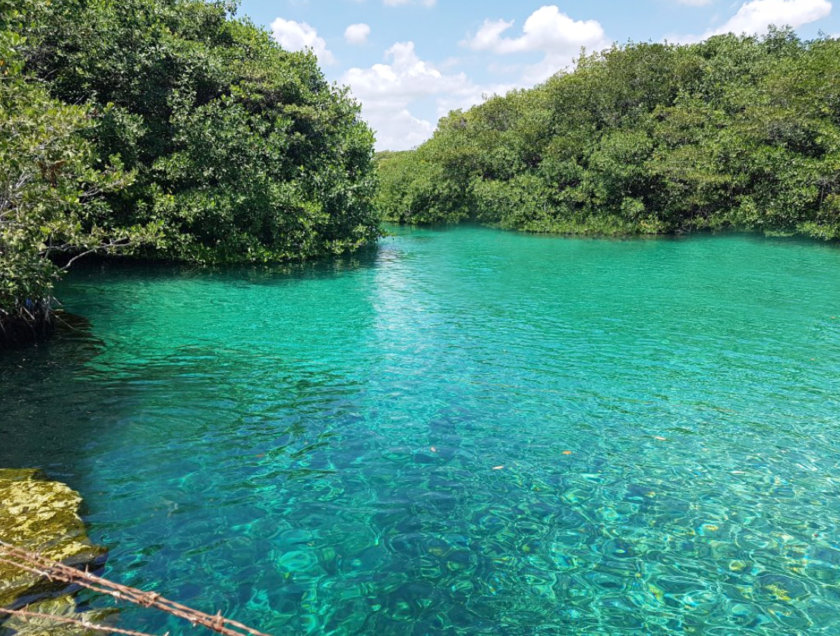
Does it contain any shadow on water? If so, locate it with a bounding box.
[0,311,107,479]
[0,312,370,500]
[63,242,385,287]
[0,243,385,484]
[0,311,104,381]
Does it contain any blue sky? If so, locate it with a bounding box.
[237,0,839,150]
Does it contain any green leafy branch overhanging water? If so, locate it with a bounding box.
[0,0,379,345]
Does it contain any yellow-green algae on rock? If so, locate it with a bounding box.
[0,468,107,632]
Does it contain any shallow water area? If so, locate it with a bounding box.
[2,226,840,634]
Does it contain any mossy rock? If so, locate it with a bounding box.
[0,596,115,636]
[0,468,106,610]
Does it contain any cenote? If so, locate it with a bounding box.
[2,226,840,634]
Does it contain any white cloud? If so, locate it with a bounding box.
[466,6,607,55]
[372,109,436,151]
[270,17,335,64]
[345,7,610,149]
[706,0,831,36]
[345,23,371,45]
[343,42,504,150]
[383,0,436,6]
[345,42,467,102]
[463,6,610,83]
[467,19,516,51]
[434,83,514,120]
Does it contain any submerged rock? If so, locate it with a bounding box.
[0,595,115,636]
[0,468,107,630]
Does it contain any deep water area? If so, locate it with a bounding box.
[2,226,840,634]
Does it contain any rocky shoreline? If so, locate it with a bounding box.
[0,469,108,635]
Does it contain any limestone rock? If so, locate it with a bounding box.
[0,468,106,611]
[0,596,114,636]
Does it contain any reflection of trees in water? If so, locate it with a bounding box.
[1,309,102,363]
[0,309,105,472]
[63,242,383,288]
[0,315,366,497]
[0,239,388,480]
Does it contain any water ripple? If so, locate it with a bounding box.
[1,228,840,633]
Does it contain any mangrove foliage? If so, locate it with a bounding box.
[376,30,840,239]
[1,0,378,344]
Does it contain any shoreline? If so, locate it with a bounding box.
[0,468,107,620]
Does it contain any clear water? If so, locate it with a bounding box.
[2,226,840,634]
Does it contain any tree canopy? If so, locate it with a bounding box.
[377,30,840,241]
[1,0,378,343]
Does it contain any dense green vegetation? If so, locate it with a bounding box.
[6,10,840,346]
[377,30,840,240]
[1,0,377,343]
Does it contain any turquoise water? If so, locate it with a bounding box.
[2,226,840,634]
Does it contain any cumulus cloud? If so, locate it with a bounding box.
[467,19,516,51]
[463,6,610,82]
[349,6,609,149]
[345,23,371,45]
[343,42,506,150]
[434,82,514,120]
[270,17,335,64]
[372,110,436,151]
[465,6,607,55]
[344,42,467,103]
[706,0,831,36]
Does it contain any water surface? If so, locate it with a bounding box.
[2,227,840,633]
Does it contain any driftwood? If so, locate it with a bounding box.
[0,541,271,636]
